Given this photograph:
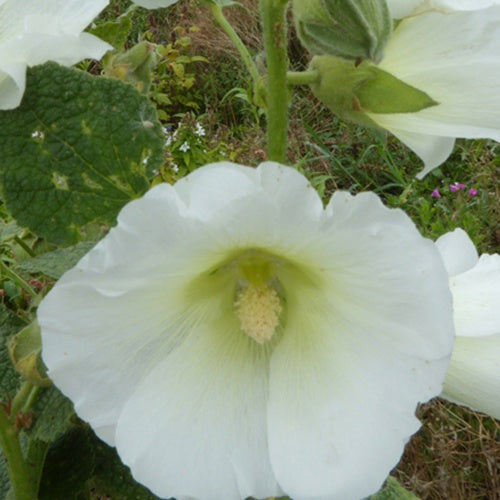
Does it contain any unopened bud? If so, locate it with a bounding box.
[104,41,158,94]
[8,321,51,387]
[292,0,393,63]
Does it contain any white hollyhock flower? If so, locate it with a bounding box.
[386,0,500,19]
[38,162,454,500]
[0,0,111,110]
[436,229,500,419]
[370,3,500,177]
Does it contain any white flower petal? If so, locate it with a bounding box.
[451,254,500,338]
[0,62,26,110]
[267,191,453,499]
[387,0,500,19]
[378,8,500,140]
[367,125,454,178]
[435,228,478,277]
[132,0,178,8]
[0,0,110,110]
[115,322,282,500]
[442,333,500,419]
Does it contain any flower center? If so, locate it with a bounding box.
[234,283,282,344]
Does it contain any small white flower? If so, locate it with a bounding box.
[38,162,453,500]
[195,122,206,137]
[371,3,500,177]
[0,0,111,110]
[436,229,500,419]
[171,162,179,173]
[179,140,190,152]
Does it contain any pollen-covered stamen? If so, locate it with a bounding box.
[234,283,282,344]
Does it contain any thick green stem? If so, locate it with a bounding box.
[261,0,289,163]
[287,70,320,86]
[0,408,37,499]
[209,2,261,88]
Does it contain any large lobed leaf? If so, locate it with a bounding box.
[0,62,164,245]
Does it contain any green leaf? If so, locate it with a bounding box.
[0,452,12,499]
[38,426,96,500]
[16,242,95,280]
[0,304,25,396]
[369,476,420,499]
[0,62,165,245]
[38,425,160,500]
[0,221,24,242]
[89,11,133,50]
[28,387,75,443]
[89,439,161,500]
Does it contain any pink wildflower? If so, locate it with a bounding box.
[431,189,442,198]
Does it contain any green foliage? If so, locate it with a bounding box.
[28,388,75,444]
[0,62,164,245]
[37,425,160,500]
[149,26,209,120]
[16,242,95,280]
[89,7,134,49]
[369,476,419,499]
[0,304,26,397]
[159,113,237,181]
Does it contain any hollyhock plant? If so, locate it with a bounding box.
[38,162,454,500]
[372,3,500,177]
[436,229,500,419]
[0,0,111,110]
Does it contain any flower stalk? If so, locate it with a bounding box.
[260,0,289,162]
[209,2,261,87]
[287,70,320,86]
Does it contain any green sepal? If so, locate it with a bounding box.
[309,55,438,128]
[8,321,51,387]
[293,0,392,63]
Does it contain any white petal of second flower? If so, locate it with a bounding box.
[268,192,453,499]
[377,8,500,142]
[442,333,500,419]
[386,0,500,19]
[435,228,478,277]
[367,125,454,178]
[451,254,500,338]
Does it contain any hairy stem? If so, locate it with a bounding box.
[287,70,320,86]
[261,0,289,162]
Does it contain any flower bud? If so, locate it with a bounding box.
[104,41,158,94]
[292,0,393,63]
[308,55,438,128]
[8,321,51,387]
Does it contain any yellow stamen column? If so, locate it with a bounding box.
[234,283,282,343]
